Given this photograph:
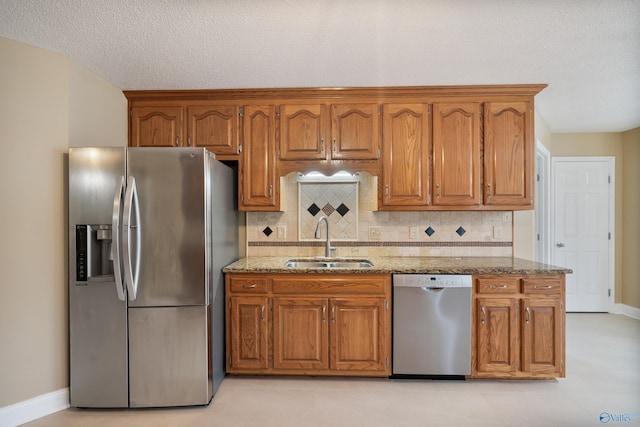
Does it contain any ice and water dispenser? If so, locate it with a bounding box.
[75,224,114,282]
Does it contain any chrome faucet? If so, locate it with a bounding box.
[314,216,334,258]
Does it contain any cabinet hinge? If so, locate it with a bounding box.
[608,232,611,240]
[386,357,389,368]
[269,356,274,368]
[270,299,273,309]
[608,289,611,297]
[385,300,388,310]
[377,105,381,115]
[129,108,132,117]
[537,233,540,241]
[228,356,232,367]
[239,107,244,117]
[228,300,231,309]
[238,144,242,154]
[276,107,280,118]
[240,194,244,202]
[608,175,611,184]
[428,105,431,114]
[277,149,281,159]
[536,173,540,182]
[516,360,519,369]
[377,148,381,159]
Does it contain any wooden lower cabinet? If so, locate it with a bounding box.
[226,274,391,377]
[472,274,565,379]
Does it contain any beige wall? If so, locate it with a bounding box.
[0,37,126,407]
[550,132,625,304]
[621,128,640,308]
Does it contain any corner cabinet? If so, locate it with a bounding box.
[225,273,391,377]
[472,274,565,379]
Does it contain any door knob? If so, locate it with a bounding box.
[556,242,566,248]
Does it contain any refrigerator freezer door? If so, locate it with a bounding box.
[69,147,128,408]
[128,306,212,407]
[127,148,208,307]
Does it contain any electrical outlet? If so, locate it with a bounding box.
[277,226,286,239]
[369,226,381,240]
[493,226,502,239]
[409,226,418,239]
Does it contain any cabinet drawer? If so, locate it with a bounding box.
[522,279,562,294]
[272,276,388,295]
[229,277,269,293]
[476,277,519,294]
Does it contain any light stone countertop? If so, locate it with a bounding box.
[223,256,572,275]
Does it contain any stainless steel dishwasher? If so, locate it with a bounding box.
[392,274,472,378]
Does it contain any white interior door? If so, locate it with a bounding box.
[552,157,613,312]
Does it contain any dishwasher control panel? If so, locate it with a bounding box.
[393,274,472,288]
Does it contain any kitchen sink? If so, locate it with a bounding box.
[284,259,373,269]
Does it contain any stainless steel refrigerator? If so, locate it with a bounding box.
[68,147,239,408]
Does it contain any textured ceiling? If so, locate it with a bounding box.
[1,0,639,132]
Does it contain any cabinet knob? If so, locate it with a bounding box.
[556,242,566,248]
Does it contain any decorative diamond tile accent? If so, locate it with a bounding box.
[322,203,335,216]
[425,226,435,237]
[263,226,273,237]
[456,226,466,236]
[336,203,350,217]
[298,181,358,241]
[307,203,320,216]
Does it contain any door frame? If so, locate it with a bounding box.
[535,141,551,264]
[551,156,615,312]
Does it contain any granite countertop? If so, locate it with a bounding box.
[223,256,572,275]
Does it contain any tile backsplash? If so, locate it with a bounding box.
[246,172,513,258]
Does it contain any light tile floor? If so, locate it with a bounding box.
[22,313,640,427]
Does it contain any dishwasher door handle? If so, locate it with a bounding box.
[420,286,445,293]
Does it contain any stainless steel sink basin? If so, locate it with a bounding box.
[284,259,373,269]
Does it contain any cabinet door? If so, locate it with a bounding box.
[229,296,269,370]
[273,297,329,370]
[131,106,183,147]
[522,298,563,375]
[240,105,278,210]
[380,104,430,208]
[484,101,533,207]
[476,297,519,374]
[331,104,380,160]
[279,104,327,160]
[432,103,481,206]
[187,105,238,155]
[330,298,387,372]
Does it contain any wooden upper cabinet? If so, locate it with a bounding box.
[279,104,327,160]
[432,103,481,206]
[279,103,380,161]
[484,101,533,207]
[380,104,430,208]
[240,105,278,210]
[131,106,183,147]
[187,105,239,154]
[330,104,380,160]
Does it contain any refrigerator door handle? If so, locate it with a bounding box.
[123,176,141,300]
[111,176,126,301]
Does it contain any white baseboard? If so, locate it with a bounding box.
[0,388,69,427]
[614,303,640,320]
